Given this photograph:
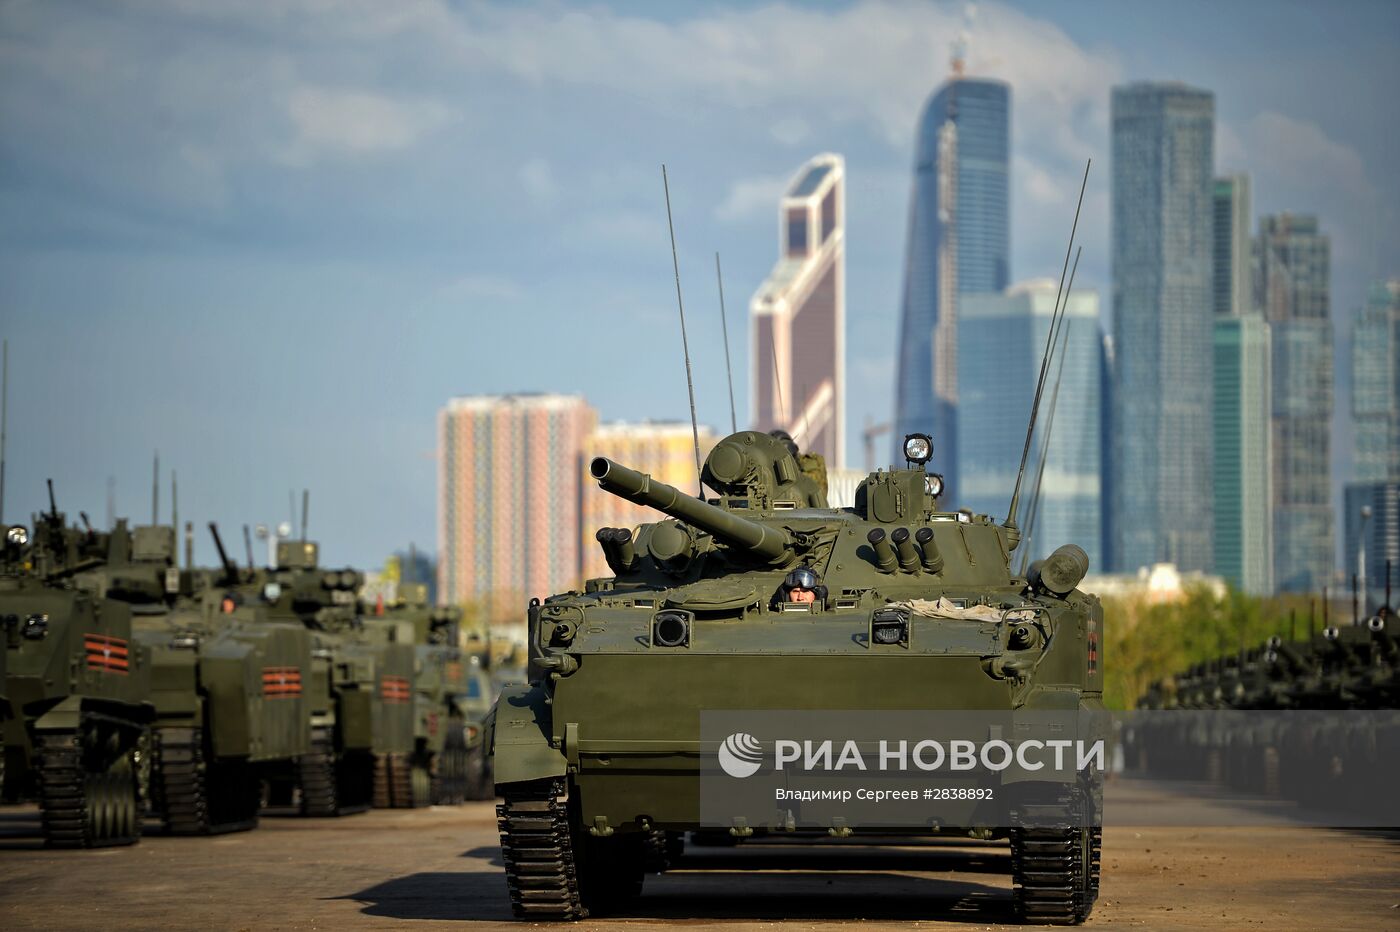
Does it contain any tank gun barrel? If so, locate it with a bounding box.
[207,521,238,586]
[589,457,792,564]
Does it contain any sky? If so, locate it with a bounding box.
[2,0,1397,568]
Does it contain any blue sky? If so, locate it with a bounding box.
[2,0,1397,568]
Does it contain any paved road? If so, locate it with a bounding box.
[1,780,1396,930]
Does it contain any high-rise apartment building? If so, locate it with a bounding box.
[1213,175,1252,317]
[579,421,716,580]
[959,281,1101,570]
[438,394,597,620]
[751,153,846,467]
[1213,314,1274,593]
[1256,213,1334,592]
[1110,82,1216,572]
[892,78,1010,490]
[1352,280,1400,483]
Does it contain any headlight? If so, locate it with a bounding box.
[903,433,932,465]
[652,610,690,648]
[169,633,200,650]
[6,526,28,545]
[23,614,48,639]
[263,581,282,602]
[925,474,944,497]
[870,608,909,646]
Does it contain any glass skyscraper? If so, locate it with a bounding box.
[1347,279,1400,611]
[1256,213,1333,592]
[1213,175,1252,317]
[1213,314,1273,593]
[1110,82,1216,573]
[959,282,1102,570]
[1210,172,1274,593]
[893,78,1009,491]
[1352,280,1400,483]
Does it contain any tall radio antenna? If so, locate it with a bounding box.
[662,164,704,496]
[1004,159,1090,541]
[714,252,738,434]
[1020,309,1076,575]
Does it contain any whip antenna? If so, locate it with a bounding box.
[171,470,178,563]
[662,164,704,496]
[1019,311,1076,575]
[1005,160,1090,537]
[152,451,159,524]
[770,336,786,431]
[714,252,738,434]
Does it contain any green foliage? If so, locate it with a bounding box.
[1101,587,1326,710]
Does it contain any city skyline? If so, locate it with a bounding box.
[2,1,1396,571]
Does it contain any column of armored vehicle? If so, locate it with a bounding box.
[0,485,498,847]
[1134,589,1397,814]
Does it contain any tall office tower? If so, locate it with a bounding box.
[1256,213,1333,592]
[1213,175,1252,316]
[1099,332,1116,572]
[959,281,1101,570]
[1352,280,1400,482]
[1213,314,1274,593]
[1347,279,1400,611]
[892,78,1010,490]
[751,153,846,467]
[579,421,716,580]
[1110,82,1215,573]
[1344,481,1399,613]
[437,394,598,620]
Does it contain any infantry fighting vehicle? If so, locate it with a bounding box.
[84,522,316,834]
[1,497,154,848]
[1134,593,1398,816]
[363,582,492,805]
[490,431,1103,923]
[252,539,415,814]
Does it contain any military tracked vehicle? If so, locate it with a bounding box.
[85,522,316,834]
[490,431,1103,923]
[363,581,491,806]
[251,539,415,814]
[1134,597,1398,815]
[1,501,155,848]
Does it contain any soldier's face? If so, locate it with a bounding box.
[789,588,816,603]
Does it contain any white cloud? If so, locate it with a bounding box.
[281,85,453,164]
[715,174,789,222]
[1238,110,1372,205]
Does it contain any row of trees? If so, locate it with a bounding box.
[1100,588,1353,709]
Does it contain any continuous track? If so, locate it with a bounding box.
[1010,787,1101,925]
[37,730,140,848]
[152,726,258,835]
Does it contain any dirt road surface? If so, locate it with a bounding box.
[1,779,1396,930]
